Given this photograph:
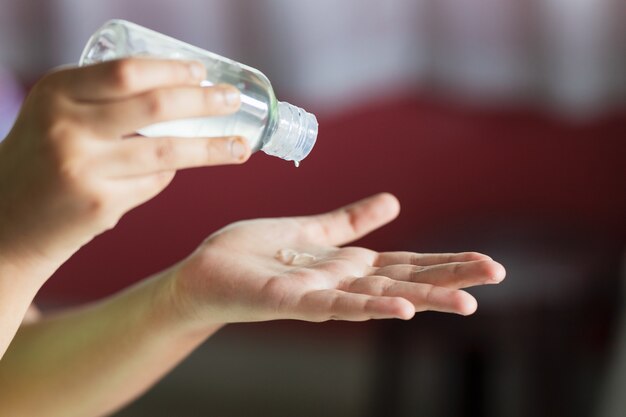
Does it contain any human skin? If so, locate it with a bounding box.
[0,58,251,358]
[0,59,505,417]
[0,193,505,417]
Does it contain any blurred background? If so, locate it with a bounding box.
[1,0,625,416]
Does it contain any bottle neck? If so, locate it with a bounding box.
[261,101,318,164]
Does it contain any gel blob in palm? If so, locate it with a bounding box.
[79,19,318,164]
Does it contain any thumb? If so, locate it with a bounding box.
[301,193,400,246]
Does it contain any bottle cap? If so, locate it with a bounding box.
[262,101,318,164]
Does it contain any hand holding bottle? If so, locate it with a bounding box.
[80,20,318,164]
[0,58,250,270]
[166,193,506,326]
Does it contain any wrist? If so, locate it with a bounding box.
[148,266,225,340]
[0,243,64,291]
[0,202,74,288]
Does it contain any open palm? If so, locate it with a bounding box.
[172,193,505,324]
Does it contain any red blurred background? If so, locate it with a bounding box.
[1,1,625,416]
[41,97,625,301]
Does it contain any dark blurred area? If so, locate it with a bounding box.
[1,1,625,416]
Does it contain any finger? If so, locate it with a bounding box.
[86,84,240,136]
[300,193,400,247]
[53,58,208,101]
[298,289,415,321]
[343,276,478,316]
[372,259,506,289]
[112,170,177,209]
[374,251,492,267]
[99,135,249,177]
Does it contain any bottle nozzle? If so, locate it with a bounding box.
[262,101,318,163]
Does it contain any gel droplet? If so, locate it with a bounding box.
[275,248,316,266]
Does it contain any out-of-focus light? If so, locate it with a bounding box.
[0,67,22,141]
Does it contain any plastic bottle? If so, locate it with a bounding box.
[79,19,318,164]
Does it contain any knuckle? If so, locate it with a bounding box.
[410,253,421,266]
[91,203,120,232]
[144,90,169,119]
[31,95,79,143]
[410,265,425,282]
[355,277,377,294]
[79,191,118,233]
[346,208,360,235]
[363,298,377,314]
[31,72,60,100]
[47,139,85,187]
[422,284,436,305]
[56,158,83,187]
[476,259,495,276]
[59,178,111,224]
[202,87,220,109]
[84,191,107,217]
[45,117,76,143]
[174,61,193,81]
[450,291,469,312]
[204,139,216,160]
[374,278,394,296]
[327,294,342,321]
[79,185,120,229]
[109,59,139,91]
[153,138,177,164]
[381,279,396,295]
[462,252,489,262]
[33,67,73,95]
[339,277,357,292]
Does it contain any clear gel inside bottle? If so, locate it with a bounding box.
[79,19,318,164]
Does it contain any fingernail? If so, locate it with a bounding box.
[230,138,248,160]
[490,263,506,283]
[489,275,504,284]
[188,62,206,80]
[221,85,240,107]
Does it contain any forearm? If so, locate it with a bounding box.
[0,271,38,359]
[0,268,222,417]
[0,167,84,359]
[0,252,63,358]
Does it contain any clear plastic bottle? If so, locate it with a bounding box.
[79,19,318,164]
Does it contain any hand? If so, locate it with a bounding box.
[170,193,506,324]
[0,58,250,265]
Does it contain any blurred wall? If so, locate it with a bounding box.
[0,0,624,117]
[0,2,624,417]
